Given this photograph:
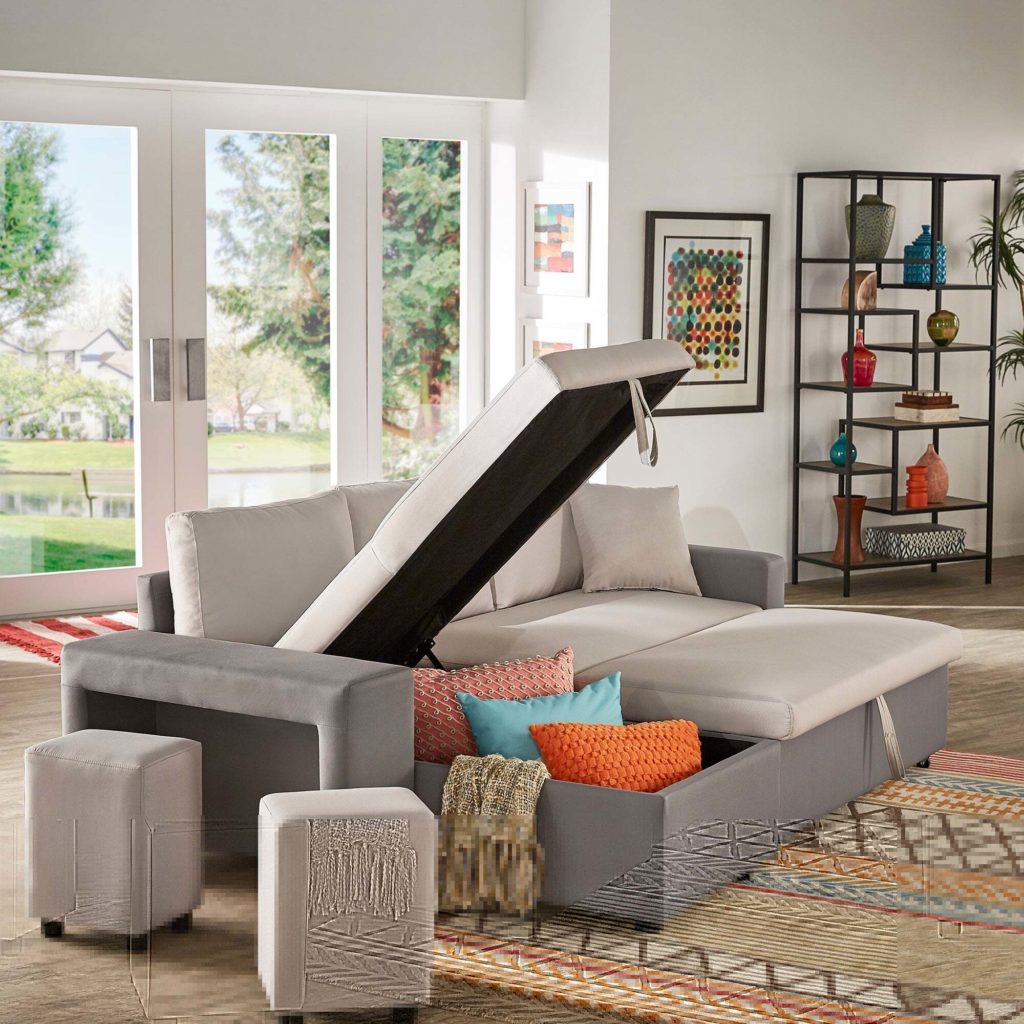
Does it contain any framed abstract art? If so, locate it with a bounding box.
[523,182,590,296]
[519,319,589,367]
[643,211,770,415]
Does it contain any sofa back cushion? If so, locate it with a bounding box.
[492,504,583,609]
[166,489,355,645]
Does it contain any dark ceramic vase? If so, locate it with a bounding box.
[832,494,866,564]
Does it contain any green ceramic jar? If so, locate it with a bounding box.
[927,309,959,347]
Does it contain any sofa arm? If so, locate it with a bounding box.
[137,571,175,632]
[688,545,785,610]
[60,630,413,790]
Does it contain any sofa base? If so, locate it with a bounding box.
[416,668,948,920]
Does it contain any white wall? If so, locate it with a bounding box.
[0,0,524,100]
[487,0,610,397]
[605,0,1024,569]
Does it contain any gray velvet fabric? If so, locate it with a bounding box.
[137,571,174,633]
[61,631,415,800]
[688,545,786,610]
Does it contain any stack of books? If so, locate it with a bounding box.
[893,390,959,423]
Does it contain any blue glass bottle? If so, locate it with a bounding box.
[829,432,857,467]
[903,224,947,286]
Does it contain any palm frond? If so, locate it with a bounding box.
[995,331,1024,385]
[1001,402,1024,449]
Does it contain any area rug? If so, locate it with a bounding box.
[0,611,136,664]
[431,752,1024,1024]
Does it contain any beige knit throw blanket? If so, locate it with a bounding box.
[438,753,549,914]
[307,817,417,920]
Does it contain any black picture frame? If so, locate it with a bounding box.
[643,210,770,416]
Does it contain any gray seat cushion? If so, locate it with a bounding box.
[583,608,963,740]
[432,589,759,674]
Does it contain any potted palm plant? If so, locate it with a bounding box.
[969,171,1024,447]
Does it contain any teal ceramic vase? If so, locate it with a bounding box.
[903,225,947,285]
[844,195,896,260]
[829,432,857,467]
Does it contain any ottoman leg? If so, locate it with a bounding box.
[127,933,148,954]
[170,911,193,933]
[40,919,64,939]
[917,757,931,769]
[277,1016,303,1023]
[392,1008,418,1024]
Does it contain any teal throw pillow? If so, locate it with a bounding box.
[456,672,623,760]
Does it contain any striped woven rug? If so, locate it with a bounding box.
[0,611,137,664]
[434,752,1024,1024]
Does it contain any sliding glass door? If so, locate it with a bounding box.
[0,82,482,618]
[0,81,173,616]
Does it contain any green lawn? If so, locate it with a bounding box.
[0,431,330,474]
[0,515,135,575]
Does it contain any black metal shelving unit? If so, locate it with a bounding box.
[792,170,1000,597]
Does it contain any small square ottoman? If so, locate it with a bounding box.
[258,788,435,1022]
[24,729,202,944]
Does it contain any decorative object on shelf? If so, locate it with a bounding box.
[903,224,947,285]
[841,328,877,387]
[926,309,960,346]
[519,319,589,368]
[643,211,770,416]
[905,465,929,508]
[864,523,966,560]
[523,181,590,296]
[839,270,878,311]
[915,443,949,504]
[894,389,960,422]
[844,195,895,260]
[831,494,866,563]
[829,432,857,467]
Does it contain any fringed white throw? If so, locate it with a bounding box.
[308,817,417,921]
[438,754,549,914]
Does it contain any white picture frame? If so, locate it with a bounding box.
[522,181,590,296]
[519,319,590,368]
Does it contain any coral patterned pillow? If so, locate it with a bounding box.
[529,719,701,792]
[413,648,574,764]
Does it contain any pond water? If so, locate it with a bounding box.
[0,469,332,518]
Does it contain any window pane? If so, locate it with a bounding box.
[381,138,461,480]
[0,122,136,576]
[205,130,332,507]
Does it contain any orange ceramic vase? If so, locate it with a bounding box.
[832,494,866,563]
[915,444,949,504]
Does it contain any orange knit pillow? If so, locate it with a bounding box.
[529,720,701,792]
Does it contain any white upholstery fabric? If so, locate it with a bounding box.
[571,483,700,595]
[166,488,355,646]
[24,730,201,934]
[493,505,583,609]
[432,589,758,674]
[585,608,963,740]
[258,788,435,1014]
[277,340,693,653]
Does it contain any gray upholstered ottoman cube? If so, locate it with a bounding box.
[24,729,202,943]
[258,787,435,1021]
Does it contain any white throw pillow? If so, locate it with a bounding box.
[569,483,701,596]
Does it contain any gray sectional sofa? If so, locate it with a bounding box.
[60,340,961,911]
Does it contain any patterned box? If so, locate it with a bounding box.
[864,524,966,560]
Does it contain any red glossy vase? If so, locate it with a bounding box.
[841,328,877,387]
[831,494,866,564]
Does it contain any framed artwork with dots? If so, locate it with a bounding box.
[643,211,769,415]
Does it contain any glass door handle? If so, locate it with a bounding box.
[185,337,207,402]
[149,338,171,402]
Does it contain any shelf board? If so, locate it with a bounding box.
[864,495,988,515]
[868,343,993,354]
[801,380,908,394]
[799,257,931,265]
[800,307,917,316]
[842,416,990,431]
[797,549,987,571]
[799,170,998,183]
[878,282,994,292]
[799,460,892,476]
